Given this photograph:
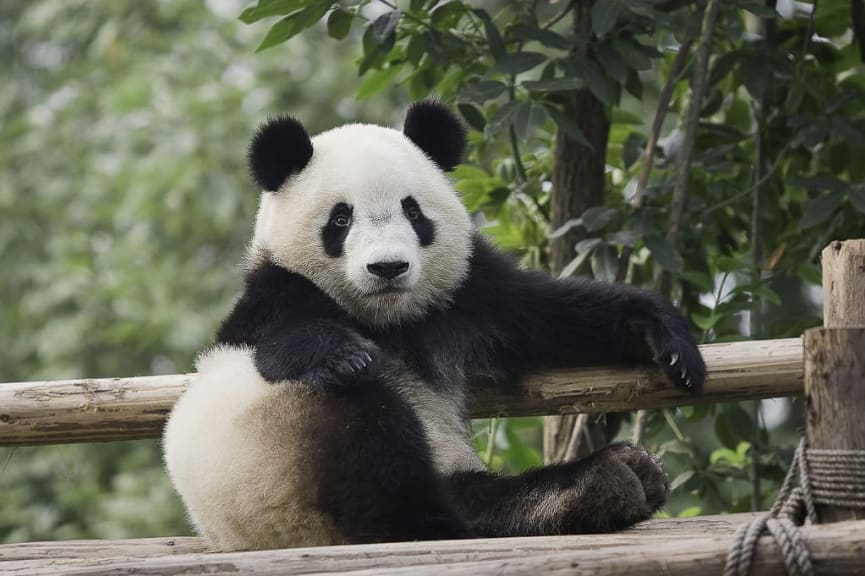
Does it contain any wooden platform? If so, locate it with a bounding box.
[3,514,864,576]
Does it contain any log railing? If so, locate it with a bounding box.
[0,337,803,446]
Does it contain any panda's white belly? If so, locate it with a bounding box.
[162,345,344,551]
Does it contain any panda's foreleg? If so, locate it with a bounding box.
[445,443,668,537]
[467,243,707,392]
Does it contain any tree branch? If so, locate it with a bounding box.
[658,0,721,297]
[615,37,695,284]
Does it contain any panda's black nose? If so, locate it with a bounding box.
[367,261,409,280]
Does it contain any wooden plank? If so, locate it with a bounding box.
[0,338,803,446]
[2,517,863,576]
[0,514,756,563]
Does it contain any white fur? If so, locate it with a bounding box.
[250,123,473,326]
[163,346,343,551]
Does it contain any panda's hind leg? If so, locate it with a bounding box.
[446,443,668,537]
[305,379,472,543]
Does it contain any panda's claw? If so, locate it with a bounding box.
[669,353,679,366]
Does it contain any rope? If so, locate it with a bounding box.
[723,438,865,576]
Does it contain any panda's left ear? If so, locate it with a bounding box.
[404,101,466,172]
[248,116,314,192]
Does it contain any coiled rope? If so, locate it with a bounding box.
[723,438,865,576]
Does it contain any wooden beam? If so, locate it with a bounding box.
[2,517,863,576]
[805,239,865,522]
[0,338,803,446]
[0,514,755,562]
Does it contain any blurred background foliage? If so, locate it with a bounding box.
[1,0,864,543]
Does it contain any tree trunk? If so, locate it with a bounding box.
[544,0,614,463]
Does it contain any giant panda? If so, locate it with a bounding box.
[163,101,707,551]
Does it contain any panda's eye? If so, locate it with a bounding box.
[332,213,351,227]
[405,206,420,221]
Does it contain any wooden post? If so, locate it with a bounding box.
[805,239,865,522]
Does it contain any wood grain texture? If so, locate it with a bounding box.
[805,328,865,522]
[0,514,756,562]
[2,517,864,576]
[822,240,865,327]
[0,338,803,446]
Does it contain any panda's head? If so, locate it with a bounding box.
[247,102,472,326]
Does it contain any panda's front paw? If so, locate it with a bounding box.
[645,308,707,393]
[310,339,383,390]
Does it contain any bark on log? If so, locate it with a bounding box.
[2,518,863,576]
[0,514,757,562]
[0,338,803,446]
[804,240,865,522]
[822,239,865,327]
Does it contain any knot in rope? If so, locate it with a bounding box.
[723,438,865,576]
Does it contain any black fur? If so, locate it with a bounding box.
[248,116,313,192]
[448,443,669,536]
[215,233,705,540]
[311,376,471,543]
[321,202,352,258]
[401,196,435,246]
[403,101,467,172]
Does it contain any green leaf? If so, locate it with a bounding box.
[460,79,507,103]
[509,23,570,50]
[513,102,547,141]
[239,0,308,24]
[406,34,425,66]
[730,0,779,18]
[372,10,401,47]
[669,470,695,492]
[591,243,619,282]
[326,8,352,40]
[472,9,506,58]
[356,64,402,100]
[490,52,546,75]
[255,8,316,52]
[789,175,849,192]
[798,191,845,230]
[423,30,449,65]
[431,1,464,28]
[581,206,618,233]
[544,104,593,149]
[644,236,684,273]
[559,238,601,278]
[595,43,629,85]
[484,100,522,138]
[457,103,486,131]
[591,0,624,37]
[849,185,865,214]
[521,77,584,92]
[814,0,850,37]
[612,37,655,71]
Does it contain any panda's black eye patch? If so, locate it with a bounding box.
[401,196,434,247]
[322,202,353,257]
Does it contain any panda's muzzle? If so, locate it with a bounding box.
[367,261,410,280]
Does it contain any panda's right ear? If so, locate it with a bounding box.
[248,116,314,193]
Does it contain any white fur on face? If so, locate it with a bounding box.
[250,124,473,326]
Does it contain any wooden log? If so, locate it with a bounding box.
[822,240,865,327]
[1,518,863,576]
[804,240,865,523]
[805,328,865,522]
[0,514,756,562]
[0,338,803,446]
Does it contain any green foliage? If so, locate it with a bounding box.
[2,0,862,543]
[247,0,863,516]
[0,0,395,542]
